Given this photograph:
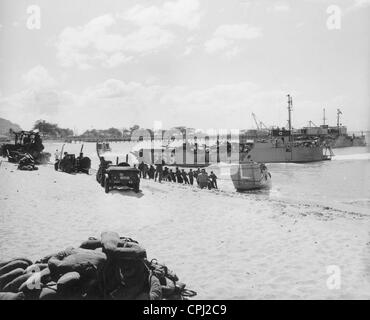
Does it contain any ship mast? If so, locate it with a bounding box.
[337,108,342,127]
[323,108,326,126]
[287,94,293,141]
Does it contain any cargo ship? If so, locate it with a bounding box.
[295,109,366,148]
[131,95,332,165]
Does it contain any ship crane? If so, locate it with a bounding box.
[252,113,269,131]
[308,120,318,127]
[252,113,260,130]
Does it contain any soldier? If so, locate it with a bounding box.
[182,169,189,184]
[188,169,194,185]
[175,167,183,183]
[148,165,155,179]
[209,171,218,189]
[197,169,209,189]
[143,163,149,179]
[155,163,163,183]
[163,167,170,181]
[54,149,60,162]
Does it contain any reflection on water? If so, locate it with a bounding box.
[44,142,370,214]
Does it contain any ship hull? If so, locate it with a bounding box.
[132,140,328,165]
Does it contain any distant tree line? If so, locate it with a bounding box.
[80,125,141,140]
[33,120,73,138]
[32,120,193,141]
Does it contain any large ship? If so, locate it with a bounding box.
[131,95,332,165]
[295,109,366,148]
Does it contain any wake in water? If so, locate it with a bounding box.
[332,153,370,161]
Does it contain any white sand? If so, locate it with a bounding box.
[0,161,369,299]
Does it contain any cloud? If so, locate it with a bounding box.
[4,73,368,131]
[21,65,57,89]
[56,0,201,69]
[271,2,291,12]
[1,73,288,131]
[124,0,201,30]
[1,66,67,127]
[205,24,262,55]
[353,0,370,8]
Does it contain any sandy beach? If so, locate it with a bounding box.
[0,160,369,299]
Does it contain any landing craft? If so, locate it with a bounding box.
[230,162,272,191]
[295,109,367,148]
[130,95,333,166]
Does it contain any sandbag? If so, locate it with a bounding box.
[36,247,74,264]
[39,285,58,300]
[57,271,81,294]
[48,248,106,277]
[112,243,147,260]
[3,273,33,293]
[0,292,25,300]
[0,258,32,269]
[80,237,139,250]
[25,263,48,274]
[0,268,25,291]
[101,231,120,254]
[0,260,31,276]
[80,239,102,250]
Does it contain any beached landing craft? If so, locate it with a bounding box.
[230,162,272,191]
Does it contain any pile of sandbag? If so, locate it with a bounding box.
[0,232,196,300]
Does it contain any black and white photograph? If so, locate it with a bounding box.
[0,0,369,304]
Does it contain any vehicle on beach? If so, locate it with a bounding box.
[0,130,50,164]
[96,141,112,154]
[230,162,272,191]
[96,156,140,193]
[101,164,141,193]
[55,153,91,174]
[55,144,91,174]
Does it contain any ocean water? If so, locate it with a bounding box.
[44,135,370,215]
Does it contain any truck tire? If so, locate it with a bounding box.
[104,180,110,193]
[134,184,140,193]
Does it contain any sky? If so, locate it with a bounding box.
[0,0,369,133]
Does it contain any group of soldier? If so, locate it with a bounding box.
[136,161,218,189]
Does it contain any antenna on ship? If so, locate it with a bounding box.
[323,108,326,126]
[287,94,293,141]
[337,108,342,127]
